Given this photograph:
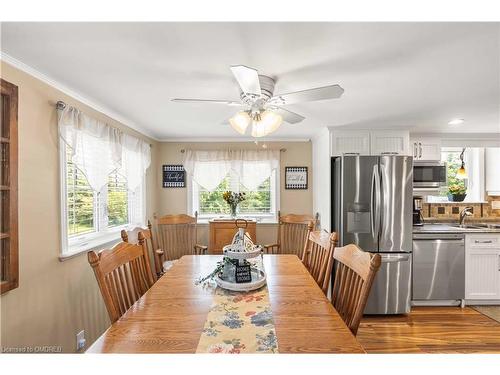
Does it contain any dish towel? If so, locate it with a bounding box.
[196,286,279,353]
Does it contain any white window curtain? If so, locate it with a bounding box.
[464,147,485,202]
[58,105,151,192]
[183,149,280,191]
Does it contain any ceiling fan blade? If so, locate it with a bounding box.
[271,84,344,105]
[272,107,305,124]
[171,98,243,106]
[230,65,261,96]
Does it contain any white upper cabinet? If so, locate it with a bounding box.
[330,130,409,156]
[411,137,442,161]
[370,130,410,156]
[486,148,500,195]
[330,130,370,156]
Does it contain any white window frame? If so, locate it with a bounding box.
[426,147,486,203]
[59,140,146,259]
[188,169,280,223]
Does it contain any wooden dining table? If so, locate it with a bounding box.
[87,255,365,353]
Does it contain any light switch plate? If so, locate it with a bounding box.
[76,330,86,352]
[492,200,500,210]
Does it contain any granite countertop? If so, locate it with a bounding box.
[413,223,500,234]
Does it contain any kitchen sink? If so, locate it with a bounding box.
[478,223,500,229]
[449,223,500,229]
[449,224,484,229]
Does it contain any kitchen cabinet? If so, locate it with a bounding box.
[370,130,410,156]
[330,130,370,156]
[410,137,441,161]
[330,130,409,156]
[465,234,500,300]
[486,148,500,195]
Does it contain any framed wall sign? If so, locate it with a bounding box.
[162,165,186,188]
[285,167,308,189]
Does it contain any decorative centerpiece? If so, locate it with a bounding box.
[222,191,246,218]
[196,219,266,292]
[448,184,467,202]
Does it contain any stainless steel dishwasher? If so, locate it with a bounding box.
[412,232,465,305]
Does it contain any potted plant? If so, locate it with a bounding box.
[222,191,246,218]
[448,184,467,202]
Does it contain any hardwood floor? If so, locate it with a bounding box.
[357,307,500,353]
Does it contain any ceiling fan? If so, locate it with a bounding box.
[171,65,344,137]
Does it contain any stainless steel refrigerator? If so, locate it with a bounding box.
[331,155,413,314]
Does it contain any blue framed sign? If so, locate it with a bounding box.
[162,165,186,188]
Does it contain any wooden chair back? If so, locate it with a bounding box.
[277,213,316,258]
[88,233,156,323]
[121,221,162,278]
[331,244,381,336]
[302,230,337,294]
[155,213,201,260]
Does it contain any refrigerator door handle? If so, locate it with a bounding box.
[370,165,376,237]
[371,164,381,240]
[375,164,381,239]
[380,254,411,262]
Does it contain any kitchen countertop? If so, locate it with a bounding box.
[413,223,500,234]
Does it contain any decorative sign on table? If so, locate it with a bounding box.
[235,264,252,283]
[162,165,185,188]
[285,166,308,189]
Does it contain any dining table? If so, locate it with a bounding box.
[87,254,365,353]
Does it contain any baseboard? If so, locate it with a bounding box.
[465,300,500,306]
[412,300,462,307]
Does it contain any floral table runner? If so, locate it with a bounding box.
[196,286,279,353]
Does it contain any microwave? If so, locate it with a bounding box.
[413,162,447,189]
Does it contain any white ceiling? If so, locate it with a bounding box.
[1,22,499,140]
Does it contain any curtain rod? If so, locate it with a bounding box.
[180,148,286,153]
[55,100,152,147]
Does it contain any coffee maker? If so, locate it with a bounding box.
[413,196,424,226]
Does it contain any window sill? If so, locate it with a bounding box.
[59,231,123,262]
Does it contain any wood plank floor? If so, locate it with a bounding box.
[356,307,500,353]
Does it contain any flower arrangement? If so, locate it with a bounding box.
[448,184,467,202]
[222,191,246,217]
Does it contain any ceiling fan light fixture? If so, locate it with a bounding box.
[250,110,283,138]
[229,111,251,135]
[260,110,283,134]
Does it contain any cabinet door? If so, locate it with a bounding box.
[330,130,370,156]
[486,148,500,195]
[465,247,500,300]
[370,130,410,155]
[412,138,441,161]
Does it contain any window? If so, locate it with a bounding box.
[61,144,145,255]
[192,170,278,221]
[1,79,18,294]
[427,147,485,203]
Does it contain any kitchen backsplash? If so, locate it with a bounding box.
[422,194,500,221]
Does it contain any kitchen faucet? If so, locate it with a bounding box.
[459,207,473,225]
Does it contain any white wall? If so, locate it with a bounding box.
[312,128,331,231]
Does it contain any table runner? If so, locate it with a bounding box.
[196,286,279,353]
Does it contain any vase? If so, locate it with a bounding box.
[230,204,238,218]
[448,193,466,202]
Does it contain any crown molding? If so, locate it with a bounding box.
[0,52,160,141]
[159,137,311,143]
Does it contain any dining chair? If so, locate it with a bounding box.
[88,232,156,323]
[154,212,207,271]
[121,220,163,278]
[263,212,316,258]
[331,244,381,336]
[302,230,337,295]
